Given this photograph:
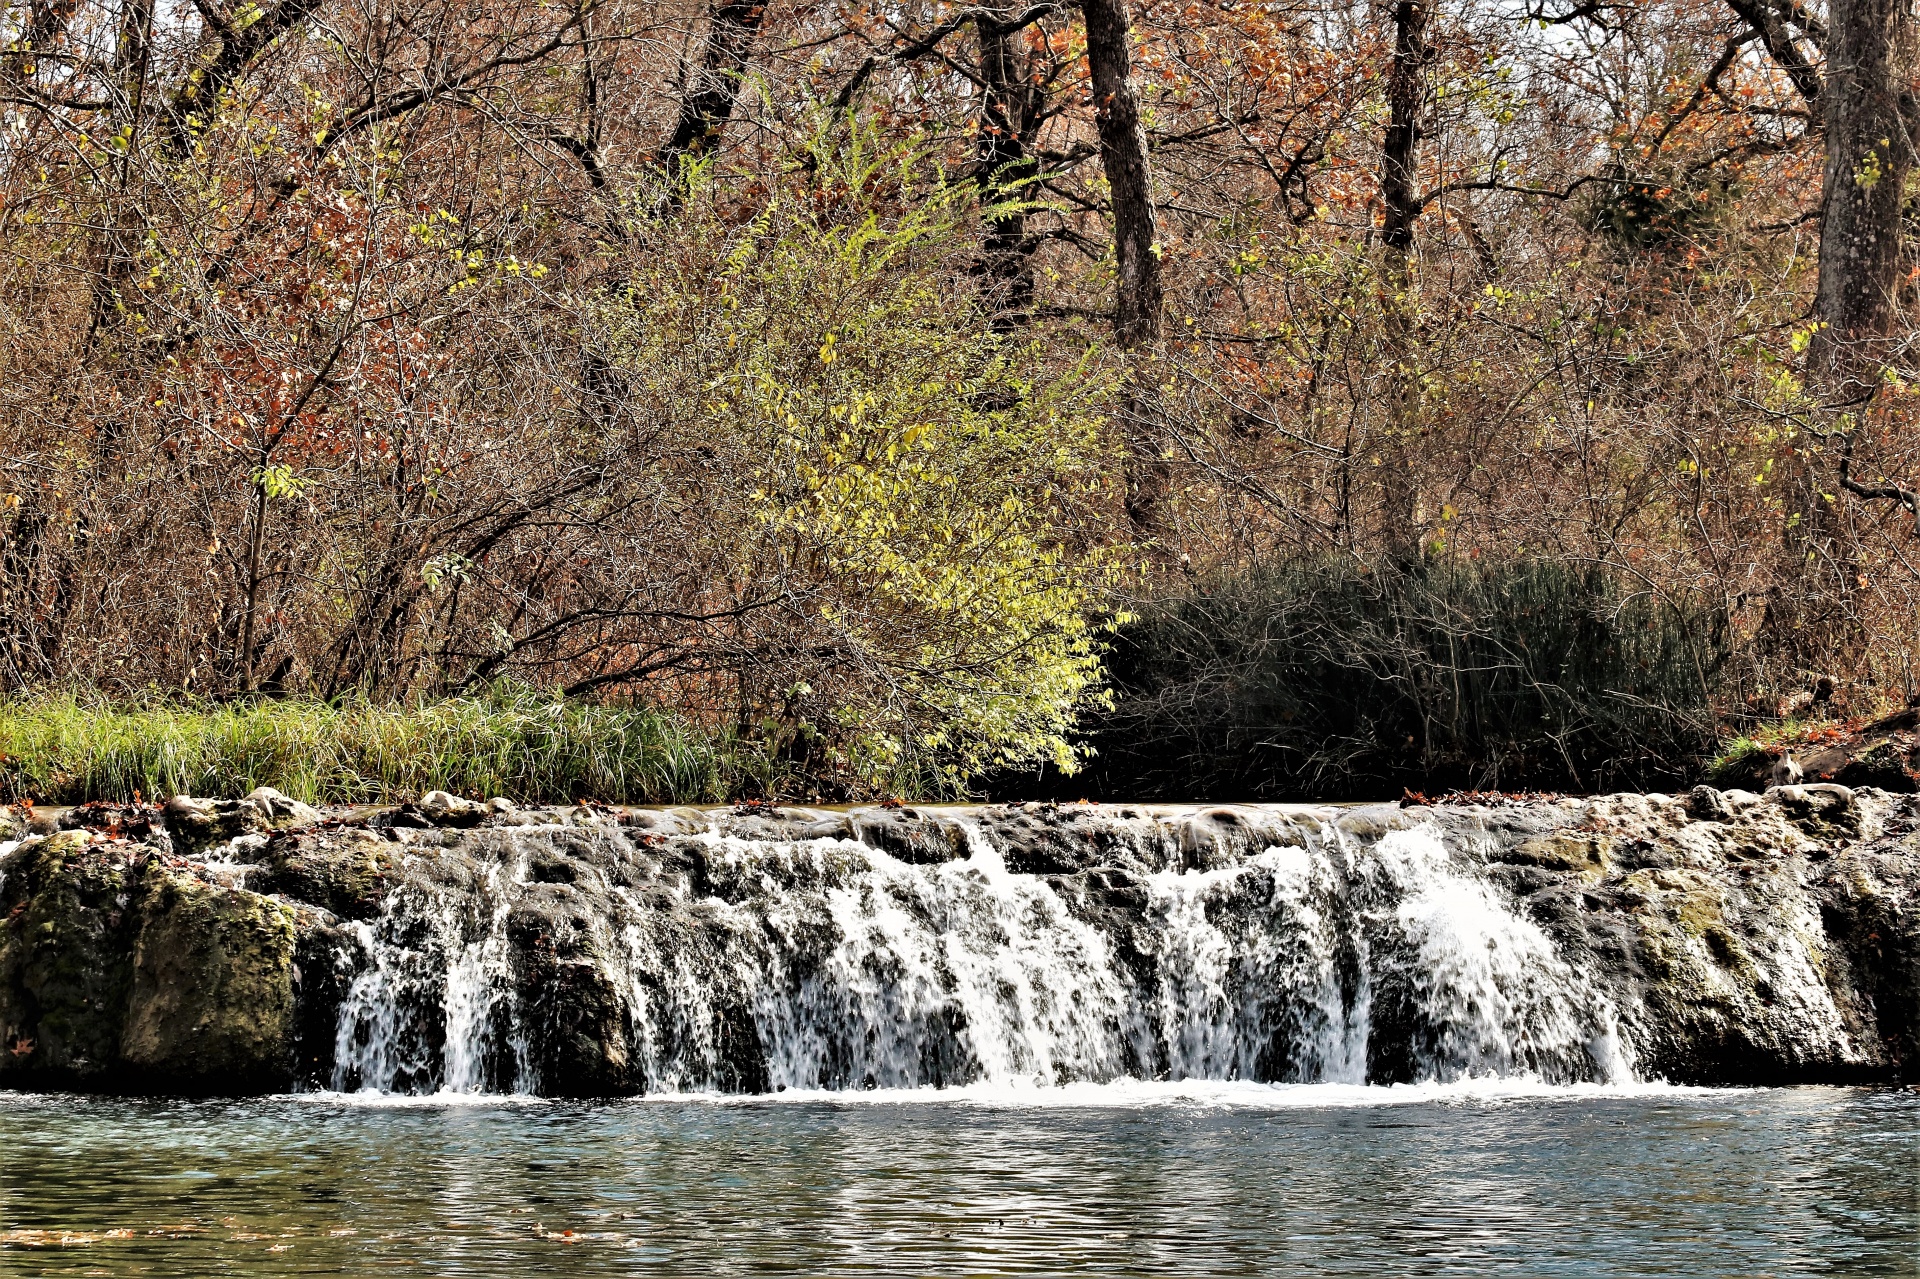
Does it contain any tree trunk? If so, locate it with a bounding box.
[655,0,769,191]
[1808,0,1916,399]
[1379,0,1428,268]
[1081,0,1166,535]
[1377,0,1430,562]
[1779,0,1919,678]
[977,7,1045,326]
[239,477,269,693]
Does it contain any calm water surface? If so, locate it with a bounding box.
[0,1082,1913,1277]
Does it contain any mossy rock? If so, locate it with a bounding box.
[256,829,397,921]
[1770,785,1859,839]
[162,796,269,856]
[1492,831,1609,874]
[0,832,144,1083]
[120,863,298,1093]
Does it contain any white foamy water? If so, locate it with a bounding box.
[331,843,536,1094]
[317,813,1640,1095]
[276,1076,1737,1110]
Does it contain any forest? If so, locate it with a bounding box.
[1,0,1916,800]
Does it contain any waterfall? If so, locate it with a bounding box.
[306,804,1639,1096]
[330,841,535,1093]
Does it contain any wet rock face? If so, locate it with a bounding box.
[1468,787,1920,1084]
[0,791,1914,1096]
[256,829,397,922]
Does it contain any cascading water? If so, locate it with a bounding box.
[313,805,1637,1096]
[0,783,1899,1100]
[330,841,536,1093]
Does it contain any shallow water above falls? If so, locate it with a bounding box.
[0,1084,1913,1276]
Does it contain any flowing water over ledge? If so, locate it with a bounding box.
[2,790,1915,1095]
[3,795,1916,1274]
[1,1084,1913,1276]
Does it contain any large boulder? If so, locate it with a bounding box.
[0,833,309,1093]
[120,862,300,1093]
[0,831,144,1083]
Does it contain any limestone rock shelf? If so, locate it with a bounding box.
[0,786,1911,1095]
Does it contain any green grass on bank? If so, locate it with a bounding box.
[0,691,777,806]
[1704,727,1799,786]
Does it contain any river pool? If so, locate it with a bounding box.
[0,1081,1913,1276]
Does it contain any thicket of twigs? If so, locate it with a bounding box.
[4,0,1918,797]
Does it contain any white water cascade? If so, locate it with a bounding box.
[316,806,1637,1096]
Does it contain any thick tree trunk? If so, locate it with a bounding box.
[977,8,1045,326]
[1775,0,1919,677]
[1081,0,1166,534]
[1808,0,1916,398]
[1377,0,1430,562]
[655,0,769,187]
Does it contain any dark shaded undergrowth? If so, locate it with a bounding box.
[996,557,1730,802]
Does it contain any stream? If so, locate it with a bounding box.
[1,1083,1913,1276]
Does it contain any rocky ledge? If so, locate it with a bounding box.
[0,785,1913,1095]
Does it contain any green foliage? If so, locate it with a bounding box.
[591,126,1119,793]
[0,689,774,805]
[1704,735,1773,787]
[1057,557,1729,800]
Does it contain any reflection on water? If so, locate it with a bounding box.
[0,1084,1913,1276]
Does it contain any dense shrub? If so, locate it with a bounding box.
[1017,558,1728,801]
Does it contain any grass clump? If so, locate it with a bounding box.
[1703,731,1793,787]
[0,689,776,806]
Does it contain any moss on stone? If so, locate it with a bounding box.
[1497,832,1610,875]
[120,862,297,1092]
[0,832,142,1082]
[257,830,396,921]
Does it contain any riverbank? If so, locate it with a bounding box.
[0,692,772,807]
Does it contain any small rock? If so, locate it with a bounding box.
[417,791,487,827]
[1768,757,1804,788]
[39,829,95,856]
[162,795,270,856]
[1686,785,1734,822]
[243,787,323,829]
[485,797,518,816]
